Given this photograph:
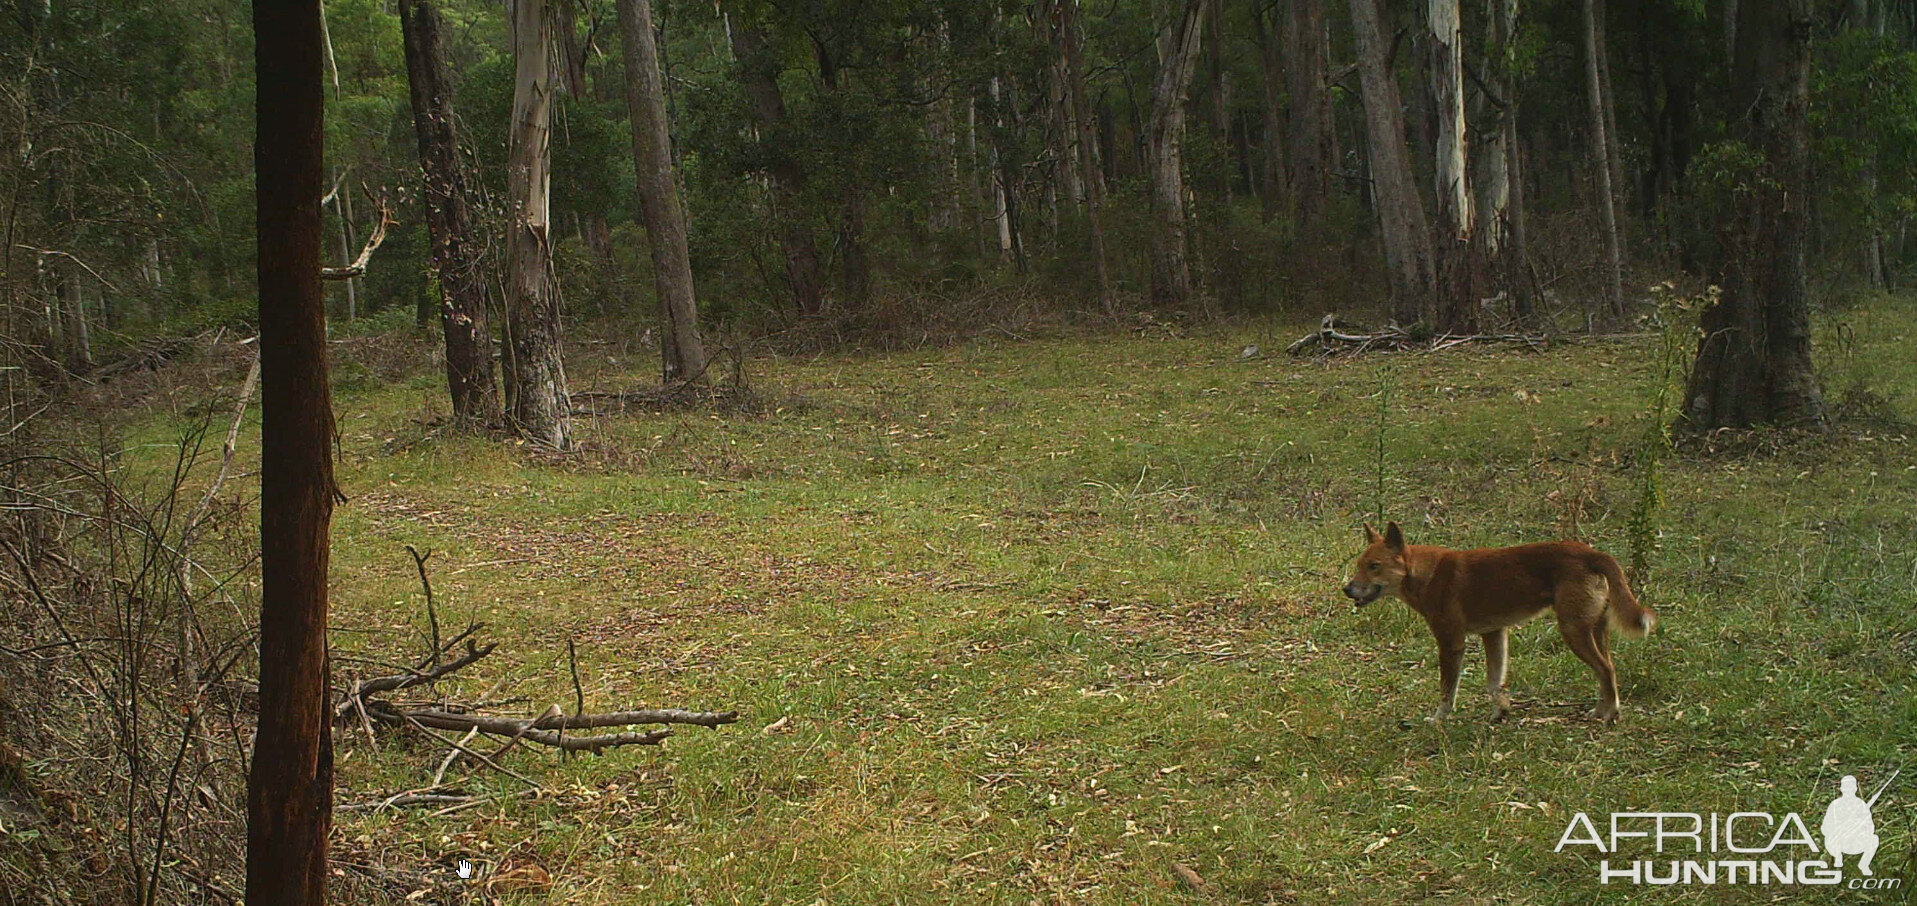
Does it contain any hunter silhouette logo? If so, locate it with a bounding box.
[1555,768,1902,889]
[1824,771,1895,877]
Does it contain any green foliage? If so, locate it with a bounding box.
[1813,29,1917,281]
[9,0,1917,348]
[1628,281,1700,582]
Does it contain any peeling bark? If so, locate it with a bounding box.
[506,0,572,449]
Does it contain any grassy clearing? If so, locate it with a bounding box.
[266,301,1916,902]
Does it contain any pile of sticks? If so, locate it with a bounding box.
[1286,314,1547,357]
[336,548,737,814]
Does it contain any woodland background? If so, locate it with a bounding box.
[2,0,1915,904]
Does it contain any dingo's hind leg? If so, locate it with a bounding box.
[1482,629,1510,719]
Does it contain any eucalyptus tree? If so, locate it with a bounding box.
[1349,0,1434,322]
[1583,0,1624,320]
[399,0,501,425]
[1145,0,1206,307]
[619,0,709,382]
[1682,0,1825,430]
[504,0,571,449]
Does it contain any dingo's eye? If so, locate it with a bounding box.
[1368,561,1380,570]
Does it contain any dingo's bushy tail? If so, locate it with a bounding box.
[1596,555,1657,638]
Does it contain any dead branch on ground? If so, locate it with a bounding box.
[1287,314,1548,357]
[337,549,738,811]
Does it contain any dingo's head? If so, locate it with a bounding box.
[1343,522,1406,607]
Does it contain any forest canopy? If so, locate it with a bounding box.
[4,0,1913,358]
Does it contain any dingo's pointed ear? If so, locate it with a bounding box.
[1383,521,1405,551]
[1363,523,1380,544]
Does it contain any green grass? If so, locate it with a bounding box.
[296,301,1917,903]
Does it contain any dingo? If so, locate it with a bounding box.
[1342,522,1657,722]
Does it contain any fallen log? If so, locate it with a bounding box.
[334,548,741,781]
[1287,313,1547,357]
[363,701,707,753]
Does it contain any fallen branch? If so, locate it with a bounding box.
[336,550,740,775]
[363,702,732,753]
[1287,313,1547,357]
[333,638,496,717]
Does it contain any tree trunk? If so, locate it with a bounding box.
[1428,0,1477,331]
[1058,0,1115,312]
[1485,0,1533,319]
[1723,0,1737,64]
[1350,0,1436,322]
[1594,0,1625,221]
[559,0,588,96]
[730,22,826,317]
[813,44,872,305]
[400,0,501,425]
[927,30,963,236]
[987,76,1017,263]
[967,96,989,260]
[1254,7,1288,222]
[1204,0,1233,201]
[333,185,356,320]
[249,1,334,904]
[1284,0,1334,230]
[1473,0,1514,257]
[1582,0,1624,319]
[1045,36,1083,208]
[56,267,91,372]
[1146,0,1205,307]
[1681,0,1825,431]
[506,0,572,449]
[618,0,708,383]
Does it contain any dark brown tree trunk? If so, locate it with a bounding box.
[589,215,617,263]
[1682,0,1825,430]
[1204,0,1233,201]
[1583,0,1624,319]
[1283,0,1335,230]
[813,44,872,305]
[559,0,588,96]
[730,22,826,317]
[1057,0,1115,312]
[400,0,501,425]
[506,0,572,449]
[249,1,334,904]
[1254,7,1289,222]
[1146,0,1206,307]
[927,21,964,236]
[618,0,709,383]
[1350,0,1436,322]
[967,96,989,260]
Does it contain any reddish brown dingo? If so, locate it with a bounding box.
[1342,522,1657,723]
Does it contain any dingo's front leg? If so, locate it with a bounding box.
[1431,635,1466,722]
[1482,629,1510,719]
